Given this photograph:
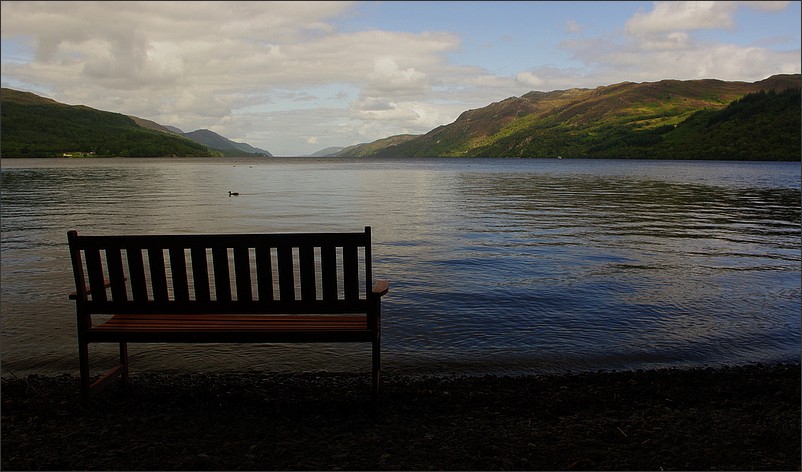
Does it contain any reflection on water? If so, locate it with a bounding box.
[1,157,799,376]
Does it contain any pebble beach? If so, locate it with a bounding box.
[2,363,799,470]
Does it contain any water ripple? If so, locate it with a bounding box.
[1,158,799,376]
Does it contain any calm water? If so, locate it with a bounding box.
[1,157,800,377]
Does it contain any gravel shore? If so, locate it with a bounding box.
[2,363,799,471]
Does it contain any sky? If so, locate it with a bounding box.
[1,1,800,156]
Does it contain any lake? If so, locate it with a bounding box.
[1,157,799,377]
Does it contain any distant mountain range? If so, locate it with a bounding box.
[333,74,800,161]
[128,116,270,155]
[308,146,346,157]
[179,129,271,156]
[2,73,800,160]
[0,88,272,157]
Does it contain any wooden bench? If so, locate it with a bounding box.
[67,227,389,408]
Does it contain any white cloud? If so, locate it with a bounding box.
[515,71,545,88]
[625,1,739,35]
[739,1,790,12]
[366,58,429,96]
[545,1,800,91]
[639,31,692,51]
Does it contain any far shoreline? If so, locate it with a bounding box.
[1,154,801,161]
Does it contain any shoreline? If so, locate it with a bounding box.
[2,363,800,470]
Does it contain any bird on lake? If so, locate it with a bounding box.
[229,191,239,196]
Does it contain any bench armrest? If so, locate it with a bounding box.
[372,280,390,297]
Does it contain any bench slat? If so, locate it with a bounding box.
[84,299,370,315]
[277,245,294,301]
[98,314,367,321]
[85,248,107,303]
[234,246,252,302]
[321,245,337,301]
[191,247,211,303]
[94,326,367,332]
[148,248,169,302]
[170,248,190,302]
[255,246,273,301]
[106,248,128,302]
[70,232,370,250]
[299,244,316,301]
[93,314,368,331]
[127,248,148,301]
[343,245,359,300]
[212,247,232,302]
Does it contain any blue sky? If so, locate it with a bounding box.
[2,1,800,156]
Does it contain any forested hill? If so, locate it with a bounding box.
[337,74,801,160]
[0,88,215,158]
[0,88,272,158]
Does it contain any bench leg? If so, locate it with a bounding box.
[119,342,129,389]
[78,340,129,407]
[372,336,381,411]
[79,340,91,408]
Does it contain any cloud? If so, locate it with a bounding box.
[625,2,739,35]
[0,2,458,97]
[624,1,791,39]
[547,1,800,90]
[366,58,429,97]
[733,1,790,13]
[352,97,396,113]
[566,20,582,34]
[515,71,545,88]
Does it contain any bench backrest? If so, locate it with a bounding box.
[68,227,374,317]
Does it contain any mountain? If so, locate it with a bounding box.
[337,74,800,160]
[309,146,346,157]
[131,120,272,156]
[164,125,184,134]
[129,115,177,135]
[336,135,418,158]
[181,129,272,157]
[0,88,273,158]
[0,88,214,158]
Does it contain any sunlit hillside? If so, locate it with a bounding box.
[339,74,801,160]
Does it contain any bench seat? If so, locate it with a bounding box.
[88,314,373,343]
[95,314,370,331]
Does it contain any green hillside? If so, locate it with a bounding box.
[336,134,418,157]
[339,74,801,160]
[665,87,801,160]
[1,88,216,158]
